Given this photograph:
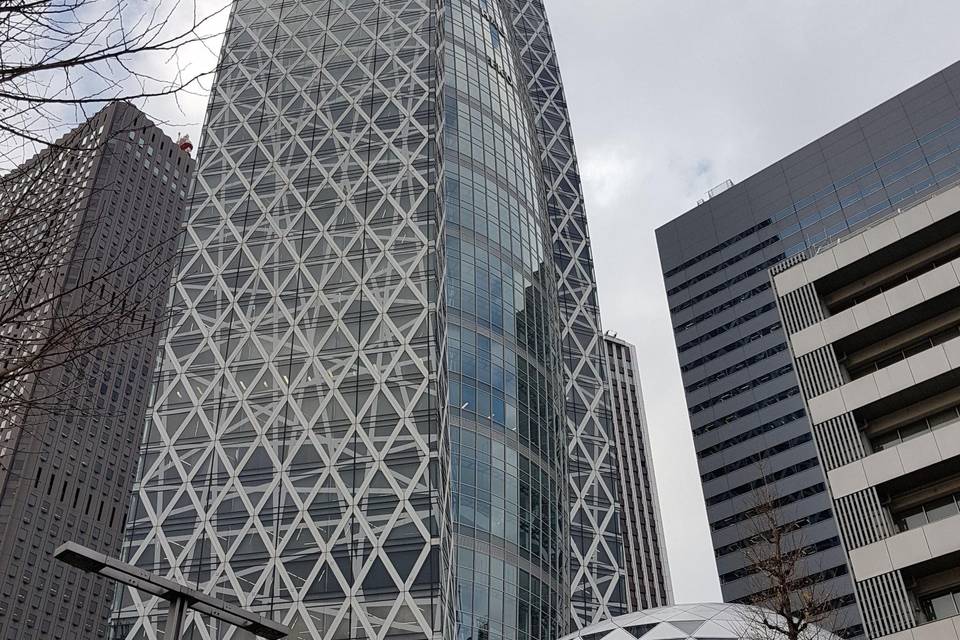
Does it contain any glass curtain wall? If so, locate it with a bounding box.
[443,1,568,639]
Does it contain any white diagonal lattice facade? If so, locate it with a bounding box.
[112,0,582,639]
[505,0,628,628]
[114,0,453,637]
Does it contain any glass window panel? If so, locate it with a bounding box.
[929,407,960,428]
[904,341,933,358]
[928,593,959,621]
[872,430,901,452]
[875,352,904,369]
[900,420,930,442]
[897,506,927,532]
[925,496,959,524]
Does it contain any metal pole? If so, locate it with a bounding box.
[167,595,188,640]
[54,541,288,638]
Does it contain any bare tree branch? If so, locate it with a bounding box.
[1,0,228,163]
[736,463,848,640]
[0,0,220,479]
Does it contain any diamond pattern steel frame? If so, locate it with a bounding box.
[114,0,452,637]
[505,0,628,628]
[113,0,621,637]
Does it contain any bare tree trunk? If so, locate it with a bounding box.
[738,466,846,640]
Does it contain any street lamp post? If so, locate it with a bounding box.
[54,541,290,640]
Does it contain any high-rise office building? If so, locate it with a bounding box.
[0,103,193,639]
[772,184,960,640]
[657,60,960,639]
[603,333,672,611]
[113,1,623,639]
[507,2,627,626]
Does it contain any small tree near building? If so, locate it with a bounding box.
[738,475,848,640]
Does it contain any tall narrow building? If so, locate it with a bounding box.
[0,103,193,640]
[656,61,960,639]
[603,333,673,611]
[113,1,622,639]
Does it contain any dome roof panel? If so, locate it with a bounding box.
[560,603,841,640]
[636,622,693,640]
[669,620,707,635]
[694,620,743,638]
[616,613,660,627]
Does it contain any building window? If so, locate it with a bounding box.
[894,493,960,532]
[873,404,960,453]
[921,587,960,622]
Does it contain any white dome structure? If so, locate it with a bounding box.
[560,603,841,640]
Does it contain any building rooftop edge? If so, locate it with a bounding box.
[656,60,960,235]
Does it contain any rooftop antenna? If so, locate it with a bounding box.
[177,133,194,155]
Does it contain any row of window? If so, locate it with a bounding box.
[872,399,960,452]
[704,457,820,506]
[719,536,841,584]
[895,491,960,532]
[848,321,960,381]
[667,236,781,296]
[685,342,788,394]
[675,282,773,335]
[668,255,785,315]
[692,385,800,438]
[662,220,772,279]
[701,432,813,482]
[678,302,778,353]
[714,509,834,557]
[688,364,794,415]
[697,409,806,460]
[681,321,782,374]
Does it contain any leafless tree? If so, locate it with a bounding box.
[0,0,227,475]
[737,472,848,640]
[1,0,228,163]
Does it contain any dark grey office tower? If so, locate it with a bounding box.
[0,103,193,639]
[603,333,672,611]
[113,0,622,639]
[657,61,960,639]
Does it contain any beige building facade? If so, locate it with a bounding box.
[772,184,960,640]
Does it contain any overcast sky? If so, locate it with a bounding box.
[138,0,960,608]
[544,0,960,603]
